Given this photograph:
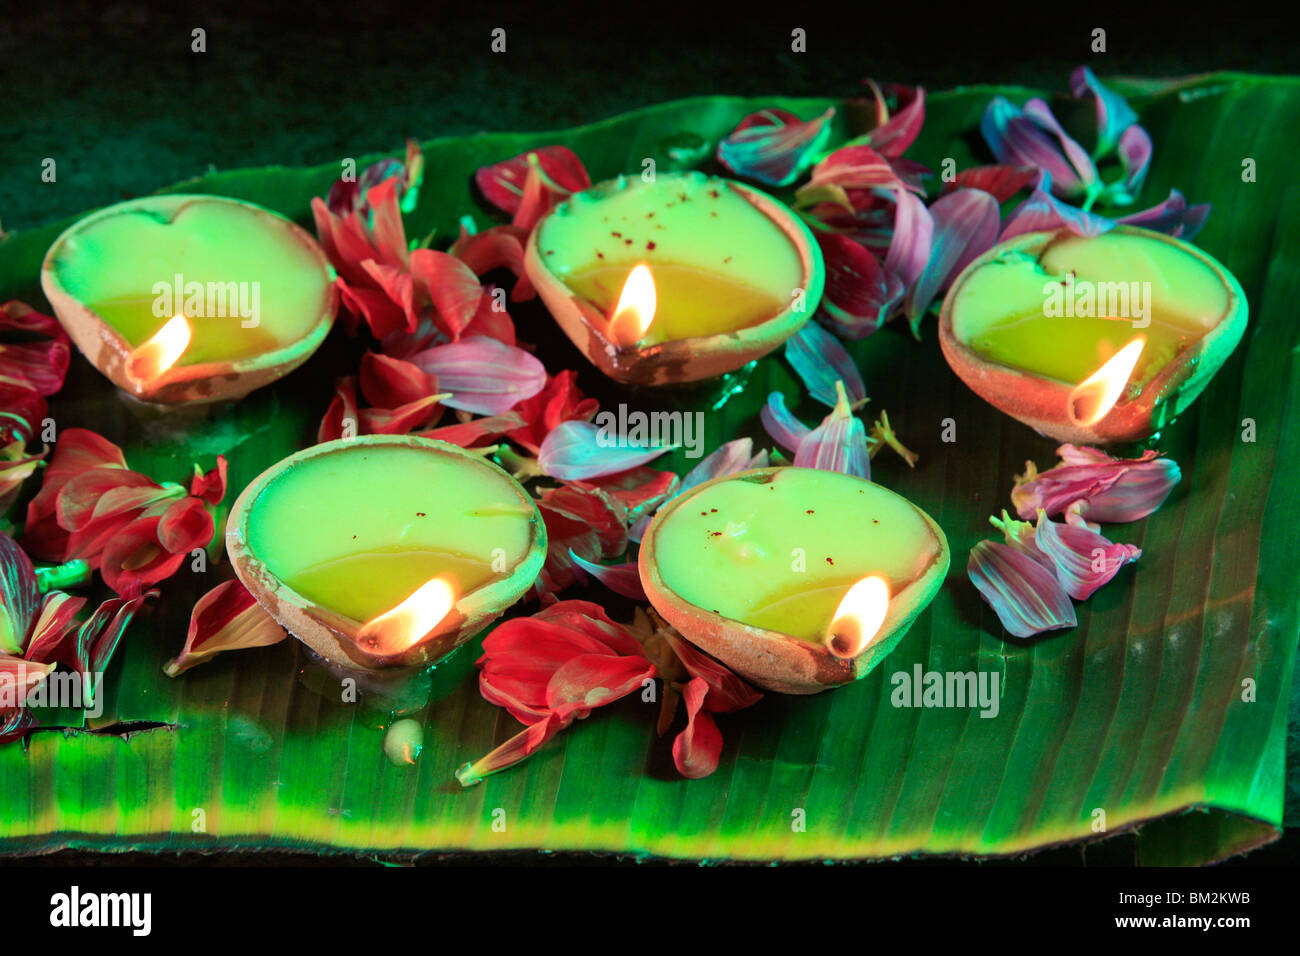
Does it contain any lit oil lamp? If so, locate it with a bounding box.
[639,467,948,694]
[41,194,337,405]
[226,435,547,672]
[939,226,1248,444]
[523,171,825,385]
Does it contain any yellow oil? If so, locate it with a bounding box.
[970,313,1190,386]
[88,296,284,365]
[283,547,496,623]
[564,261,788,342]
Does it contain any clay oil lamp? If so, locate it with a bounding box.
[639,467,949,695]
[523,171,825,385]
[226,435,547,674]
[41,194,337,406]
[939,226,1248,444]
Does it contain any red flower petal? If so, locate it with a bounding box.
[814,232,904,339]
[189,456,228,506]
[716,107,835,187]
[317,378,360,444]
[475,147,590,219]
[0,533,39,655]
[164,580,286,677]
[942,164,1038,203]
[359,352,435,409]
[414,411,525,448]
[671,677,724,779]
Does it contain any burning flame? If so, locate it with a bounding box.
[356,576,456,655]
[608,264,656,347]
[825,575,890,659]
[128,314,192,383]
[1068,335,1146,427]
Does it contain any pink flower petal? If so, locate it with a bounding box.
[568,551,648,601]
[411,335,546,416]
[538,420,672,481]
[164,580,286,677]
[716,107,835,187]
[1033,510,1141,601]
[968,540,1077,639]
[760,392,812,454]
[794,383,870,478]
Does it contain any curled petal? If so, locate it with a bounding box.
[784,321,867,407]
[1033,510,1141,600]
[672,677,724,779]
[664,630,763,713]
[536,483,628,597]
[968,540,1077,640]
[449,224,535,301]
[474,147,590,221]
[188,456,228,506]
[568,551,648,601]
[1013,444,1180,524]
[23,591,88,667]
[906,188,1001,324]
[982,96,1097,200]
[538,420,672,481]
[0,533,39,655]
[716,107,835,187]
[1112,125,1153,203]
[861,81,925,159]
[1116,189,1211,240]
[1070,65,1139,159]
[794,382,870,479]
[359,352,435,408]
[999,174,1114,241]
[317,377,360,444]
[415,411,525,448]
[408,249,484,341]
[760,392,812,453]
[803,144,916,195]
[165,580,286,677]
[680,437,766,494]
[814,233,904,339]
[580,467,679,522]
[882,190,934,293]
[411,335,546,416]
[456,711,568,787]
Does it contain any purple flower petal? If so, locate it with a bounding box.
[411,335,546,415]
[1033,510,1141,600]
[538,420,673,481]
[1116,189,1211,240]
[883,190,934,292]
[981,96,1096,201]
[967,540,1078,639]
[568,551,648,601]
[680,438,766,494]
[906,188,1002,324]
[1070,66,1139,159]
[784,322,867,407]
[1113,125,1153,202]
[1012,444,1181,524]
[760,392,812,454]
[717,107,836,188]
[999,173,1114,241]
[793,383,870,479]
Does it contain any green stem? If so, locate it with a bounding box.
[36,559,92,593]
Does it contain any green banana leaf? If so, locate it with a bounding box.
[0,72,1296,865]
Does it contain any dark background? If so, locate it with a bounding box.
[3,0,1297,232]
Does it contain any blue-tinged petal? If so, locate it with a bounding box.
[760,392,811,454]
[538,420,673,481]
[568,551,648,601]
[793,382,870,479]
[1070,66,1140,159]
[1116,189,1211,240]
[1103,125,1153,205]
[906,188,1001,325]
[999,173,1114,241]
[967,540,1077,639]
[716,107,836,188]
[1021,98,1099,195]
[784,322,867,408]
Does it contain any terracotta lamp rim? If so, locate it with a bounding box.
[40,193,338,405]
